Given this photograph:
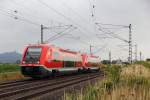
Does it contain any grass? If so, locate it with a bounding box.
[0,64,20,73]
[0,71,24,82]
[64,63,150,100]
[0,64,24,81]
[135,61,150,69]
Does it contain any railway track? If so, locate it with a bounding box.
[0,78,34,89]
[0,72,104,100]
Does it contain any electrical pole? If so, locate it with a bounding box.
[140,51,142,61]
[129,24,132,64]
[109,51,111,65]
[135,44,137,62]
[95,23,133,63]
[90,45,93,55]
[41,24,44,44]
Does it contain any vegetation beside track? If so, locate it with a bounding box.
[134,61,150,69]
[0,71,24,81]
[0,64,20,73]
[64,62,150,100]
[0,64,24,81]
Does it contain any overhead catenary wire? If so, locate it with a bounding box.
[9,0,70,27]
[58,0,99,37]
[8,0,44,20]
[0,9,14,18]
[0,8,40,26]
[1,0,129,57]
[14,0,96,52]
[49,28,76,41]
[65,35,92,46]
[98,28,128,43]
[95,23,129,43]
[37,0,106,53]
[51,30,92,46]
[95,23,130,43]
[95,22,129,27]
[58,0,91,25]
[37,0,98,40]
[0,6,80,45]
[95,22,129,34]
[9,0,108,51]
[97,26,128,30]
[96,22,134,63]
[92,44,108,54]
[46,25,76,42]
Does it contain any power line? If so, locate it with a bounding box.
[96,26,128,30]
[58,0,100,37]
[50,29,76,41]
[63,34,80,40]
[37,0,108,50]
[37,0,74,25]
[0,9,14,18]
[92,44,108,54]
[37,0,97,40]
[47,25,76,42]
[63,33,92,46]
[9,0,43,19]
[9,0,69,27]
[70,36,92,46]
[58,0,90,25]
[0,8,40,26]
[96,24,129,43]
[95,22,128,27]
[10,0,100,53]
[96,22,133,63]
[96,34,112,39]
[2,0,109,55]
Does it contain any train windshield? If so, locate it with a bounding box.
[24,47,42,64]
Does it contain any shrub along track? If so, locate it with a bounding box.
[0,71,104,100]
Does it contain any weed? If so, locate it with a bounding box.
[64,64,150,100]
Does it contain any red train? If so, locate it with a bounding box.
[20,44,100,78]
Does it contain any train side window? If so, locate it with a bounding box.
[65,61,75,67]
[53,51,59,60]
[63,56,75,67]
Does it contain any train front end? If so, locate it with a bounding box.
[20,44,49,78]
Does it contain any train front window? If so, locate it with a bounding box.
[24,47,42,64]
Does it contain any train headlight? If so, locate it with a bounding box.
[22,61,25,64]
[37,61,40,64]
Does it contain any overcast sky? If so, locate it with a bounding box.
[0,0,149,60]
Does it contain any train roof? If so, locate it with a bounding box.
[26,43,100,58]
[26,43,79,54]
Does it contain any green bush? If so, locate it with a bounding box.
[105,65,121,84]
